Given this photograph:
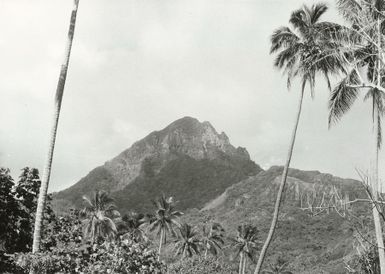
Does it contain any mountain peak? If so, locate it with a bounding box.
[99,117,255,190]
[54,117,261,213]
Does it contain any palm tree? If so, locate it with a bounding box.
[174,223,201,259]
[80,190,120,242]
[255,4,343,273]
[32,0,80,253]
[121,212,148,242]
[327,0,385,271]
[201,222,225,258]
[231,224,259,274]
[143,195,183,260]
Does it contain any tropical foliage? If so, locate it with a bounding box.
[0,168,55,272]
[256,3,344,272]
[173,223,201,258]
[16,237,166,274]
[201,222,225,258]
[168,256,234,274]
[121,211,148,242]
[231,224,260,274]
[6,1,385,273]
[80,190,119,242]
[325,0,385,271]
[142,195,183,260]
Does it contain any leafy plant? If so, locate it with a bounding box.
[201,222,225,258]
[81,190,120,242]
[173,223,201,259]
[231,224,260,274]
[168,255,234,274]
[15,237,166,273]
[142,195,183,260]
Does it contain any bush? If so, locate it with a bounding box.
[15,238,166,273]
[168,255,235,274]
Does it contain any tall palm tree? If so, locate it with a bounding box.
[201,222,225,258]
[328,0,385,271]
[174,223,201,259]
[231,224,259,274]
[80,191,120,242]
[32,0,80,253]
[143,195,183,260]
[255,4,343,273]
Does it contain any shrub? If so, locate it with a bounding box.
[168,255,235,274]
[15,238,166,273]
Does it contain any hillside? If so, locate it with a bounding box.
[53,117,262,213]
[178,166,371,273]
[52,117,374,273]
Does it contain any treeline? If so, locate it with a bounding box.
[1,168,294,273]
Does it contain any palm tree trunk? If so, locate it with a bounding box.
[242,255,247,274]
[204,245,208,259]
[372,121,385,273]
[372,52,385,272]
[158,229,164,261]
[182,246,187,258]
[32,0,79,254]
[254,88,305,274]
[373,18,385,271]
[239,253,244,274]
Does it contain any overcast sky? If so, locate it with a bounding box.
[0,0,381,192]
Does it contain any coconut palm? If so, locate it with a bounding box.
[121,212,148,242]
[327,0,385,272]
[201,222,225,258]
[32,0,80,253]
[173,223,201,259]
[231,224,260,274]
[143,195,183,260]
[255,4,343,273]
[80,190,120,242]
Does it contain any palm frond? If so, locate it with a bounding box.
[290,8,308,35]
[328,70,361,126]
[310,3,329,24]
[270,27,300,53]
[337,0,363,23]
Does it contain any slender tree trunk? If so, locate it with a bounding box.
[204,245,208,259]
[373,17,385,272]
[254,88,305,273]
[372,24,385,269]
[158,229,164,261]
[182,246,187,258]
[32,0,79,254]
[372,107,385,273]
[242,255,247,274]
[239,253,244,274]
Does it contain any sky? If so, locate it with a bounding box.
[0,0,381,192]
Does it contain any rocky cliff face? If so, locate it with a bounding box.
[103,117,252,191]
[54,117,261,212]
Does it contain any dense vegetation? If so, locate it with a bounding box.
[0,167,55,273]
[54,153,261,215]
[1,165,382,273]
[4,0,385,273]
[1,168,267,273]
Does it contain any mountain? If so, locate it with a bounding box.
[53,116,373,272]
[179,166,370,273]
[53,117,262,213]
